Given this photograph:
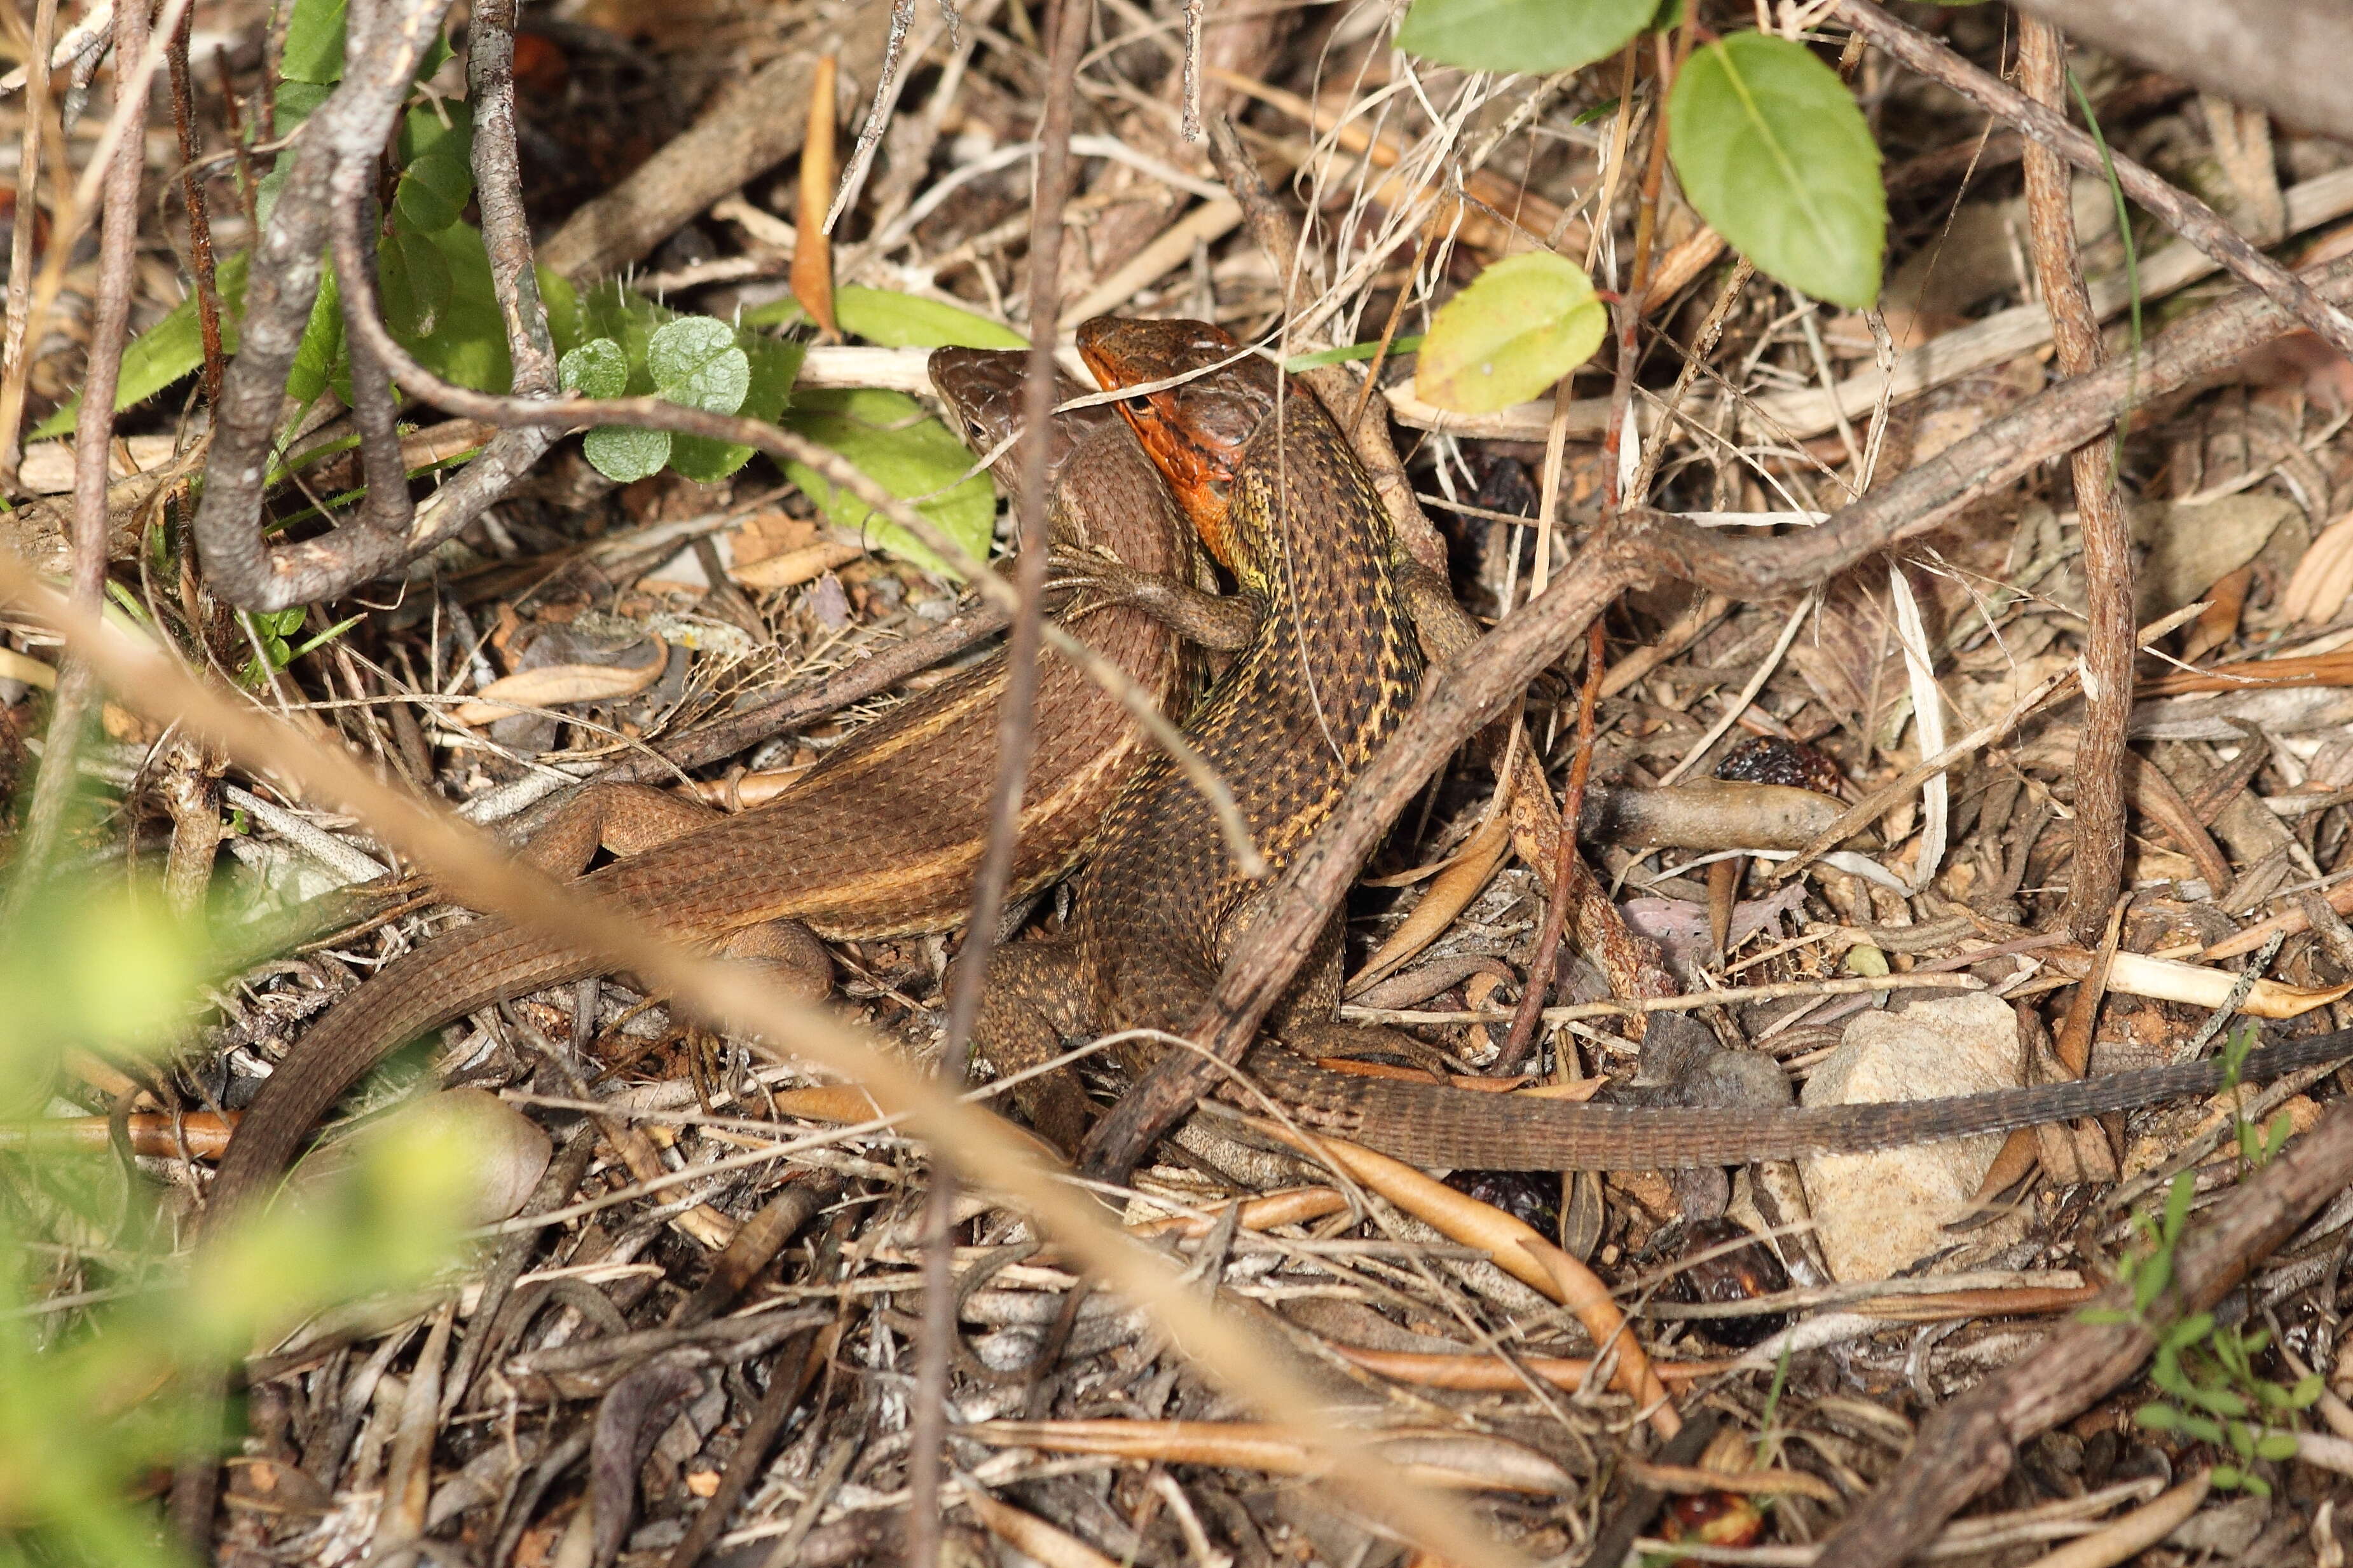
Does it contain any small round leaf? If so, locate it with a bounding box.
[1413,251,1607,415]
[559,337,628,400]
[1668,32,1885,310]
[648,317,751,416]
[582,424,671,484]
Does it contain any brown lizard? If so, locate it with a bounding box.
[966,316,2353,1175]
[196,348,1204,1235]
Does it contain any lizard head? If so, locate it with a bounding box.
[1074,317,1278,573]
[928,347,1120,497]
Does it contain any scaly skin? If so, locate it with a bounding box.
[199,350,1202,1239]
[970,315,2353,1173]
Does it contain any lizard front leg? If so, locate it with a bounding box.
[969,939,1098,1156]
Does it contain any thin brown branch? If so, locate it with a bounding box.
[1837,0,2353,359]
[0,0,58,489]
[166,0,221,405]
[908,0,1093,1552]
[2022,18,2132,945]
[4,0,151,913]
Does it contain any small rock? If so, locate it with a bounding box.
[1797,993,2022,1282]
[2166,1492,2269,1557]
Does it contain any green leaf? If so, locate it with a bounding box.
[747,285,1026,350]
[559,338,629,399]
[390,222,512,392]
[271,79,334,136]
[837,285,1025,348]
[2134,1403,2177,1431]
[1414,252,1607,414]
[648,317,750,415]
[582,425,671,484]
[287,264,345,408]
[394,104,474,233]
[1284,334,1425,372]
[1667,31,1885,310]
[380,223,454,339]
[31,252,252,439]
[1396,0,1661,74]
[280,0,348,85]
[782,387,995,576]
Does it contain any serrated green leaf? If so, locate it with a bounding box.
[394,104,474,233]
[1667,32,1884,310]
[1415,250,1607,414]
[1396,0,1659,74]
[783,387,994,577]
[381,223,454,339]
[559,338,628,400]
[583,424,670,484]
[648,317,750,416]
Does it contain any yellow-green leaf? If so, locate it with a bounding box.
[1413,252,1607,415]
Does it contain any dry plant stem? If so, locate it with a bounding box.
[2007,0,2353,147]
[3,0,151,916]
[1072,251,2353,1178]
[1837,0,2353,359]
[0,0,194,492]
[466,0,554,397]
[0,568,1523,1568]
[1494,622,1603,1074]
[166,1,222,404]
[1813,1101,2353,1568]
[190,0,452,609]
[2020,17,2131,946]
[0,0,58,489]
[909,0,1092,1557]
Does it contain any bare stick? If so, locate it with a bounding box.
[0,0,60,489]
[906,0,1093,1553]
[1838,0,2353,360]
[2020,18,2132,944]
[165,0,221,404]
[3,0,151,915]
[189,0,452,609]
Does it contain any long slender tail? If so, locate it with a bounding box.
[202,917,596,1234]
[1246,1028,2353,1170]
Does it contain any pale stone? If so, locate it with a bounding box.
[1797,993,2022,1283]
